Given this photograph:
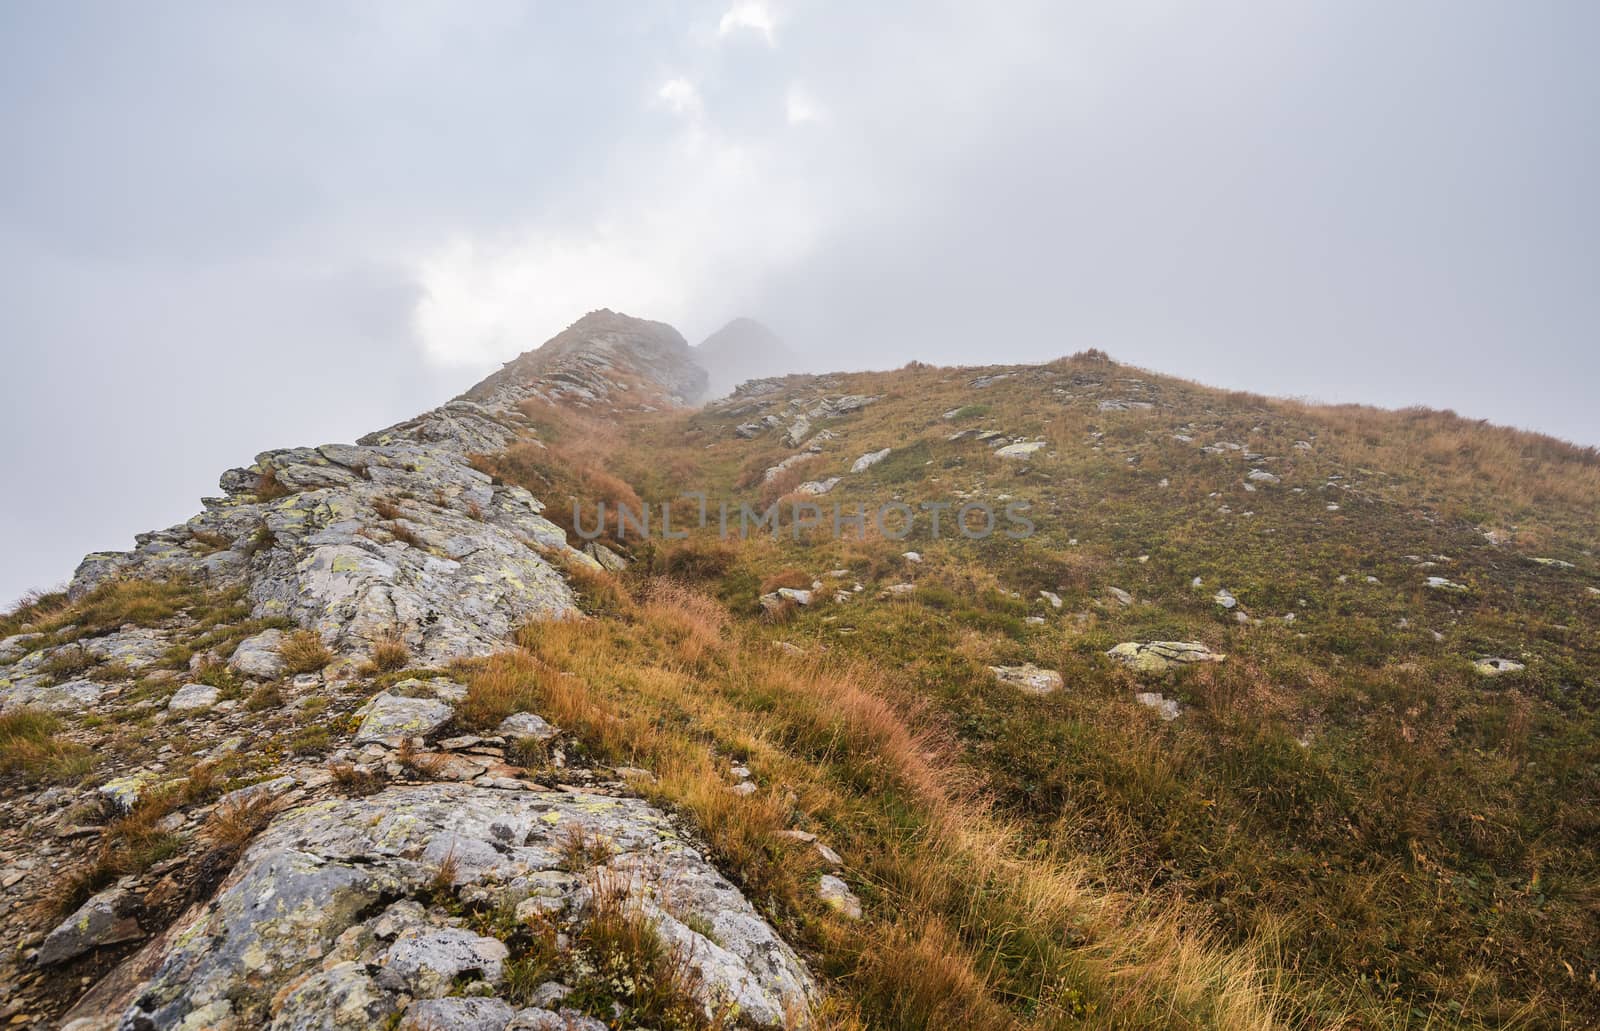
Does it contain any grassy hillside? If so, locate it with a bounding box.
[474,352,1600,1028]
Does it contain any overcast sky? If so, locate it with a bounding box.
[2,1,1596,605]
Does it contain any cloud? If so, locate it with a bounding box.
[718,1,776,45]
[654,77,703,118]
[415,233,691,367]
[413,96,824,367]
[785,83,825,125]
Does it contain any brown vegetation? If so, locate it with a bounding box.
[277,629,333,674]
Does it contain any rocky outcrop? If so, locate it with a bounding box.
[81,784,813,1030]
[1106,641,1225,673]
[36,888,143,967]
[13,312,818,1030]
[464,308,708,408]
[57,311,712,670]
[64,414,578,668]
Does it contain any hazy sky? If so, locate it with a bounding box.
[2,1,1596,605]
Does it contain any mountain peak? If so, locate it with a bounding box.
[694,317,801,399]
[461,309,707,407]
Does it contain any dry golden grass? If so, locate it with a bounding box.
[277,629,333,674]
[0,588,71,637]
[252,466,292,501]
[758,568,814,594]
[200,792,278,852]
[464,576,1288,1029]
[657,538,740,581]
[368,631,410,673]
[557,823,616,871]
[574,872,736,1029]
[0,707,93,784]
[439,351,1599,1026]
[5,577,204,640]
[759,464,814,509]
[40,789,185,919]
[329,761,387,796]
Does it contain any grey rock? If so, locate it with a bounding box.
[497,712,558,742]
[0,632,42,663]
[850,448,891,473]
[100,784,813,1030]
[817,875,862,919]
[783,417,812,448]
[794,477,840,496]
[821,394,876,415]
[268,962,401,1031]
[1473,657,1526,675]
[398,997,516,1031]
[83,628,173,672]
[761,452,815,483]
[377,927,508,997]
[230,629,286,679]
[508,1009,607,1031]
[989,664,1063,696]
[65,343,594,671]
[1107,641,1226,673]
[168,683,221,712]
[37,887,142,965]
[994,441,1047,459]
[215,775,298,810]
[97,771,165,813]
[3,678,102,712]
[584,541,629,571]
[353,692,454,746]
[1135,692,1182,721]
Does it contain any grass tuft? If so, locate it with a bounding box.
[277,629,333,674]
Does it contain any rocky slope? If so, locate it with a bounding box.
[6,309,1598,1030]
[0,311,812,1030]
[464,309,708,408]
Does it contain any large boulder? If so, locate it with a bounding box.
[80,784,814,1030]
[36,887,143,966]
[1107,641,1225,673]
[352,692,454,746]
[229,629,286,679]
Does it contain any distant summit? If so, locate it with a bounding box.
[462,309,708,407]
[693,317,802,399]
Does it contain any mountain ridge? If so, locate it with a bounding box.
[2,309,1598,1030]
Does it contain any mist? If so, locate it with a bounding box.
[3,0,1596,605]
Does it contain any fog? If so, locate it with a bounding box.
[2,1,1596,604]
